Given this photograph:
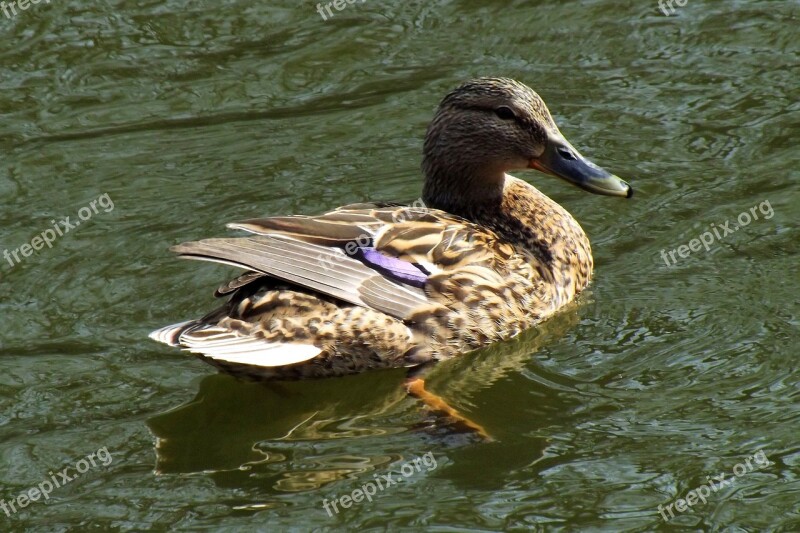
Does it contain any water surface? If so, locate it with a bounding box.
[1,0,798,531]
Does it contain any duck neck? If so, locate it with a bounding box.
[421,157,506,213]
[421,111,509,213]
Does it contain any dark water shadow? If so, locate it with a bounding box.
[146,301,587,492]
[146,368,409,474]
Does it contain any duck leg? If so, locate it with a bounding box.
[404,374,492,440]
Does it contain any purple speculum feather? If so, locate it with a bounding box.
[354,247,429,288]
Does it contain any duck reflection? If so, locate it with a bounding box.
[146,300,584,492]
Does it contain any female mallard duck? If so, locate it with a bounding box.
[150,78,632,382]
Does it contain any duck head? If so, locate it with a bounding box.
[422,78,632,210]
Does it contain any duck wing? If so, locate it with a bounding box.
[171,204,521,322]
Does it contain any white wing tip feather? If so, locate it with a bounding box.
[153,324,321,368]
[195,344,321,367]
[149,321,194,346]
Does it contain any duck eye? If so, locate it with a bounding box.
[494,106,516,120]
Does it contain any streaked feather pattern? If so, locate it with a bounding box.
[153,200,583,379]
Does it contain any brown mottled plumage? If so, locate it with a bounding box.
[150,78,632,380]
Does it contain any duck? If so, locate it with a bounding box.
[150,78,632,386]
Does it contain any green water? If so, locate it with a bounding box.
[1,0,798,531]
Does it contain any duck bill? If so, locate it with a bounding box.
[529,134,633,198]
